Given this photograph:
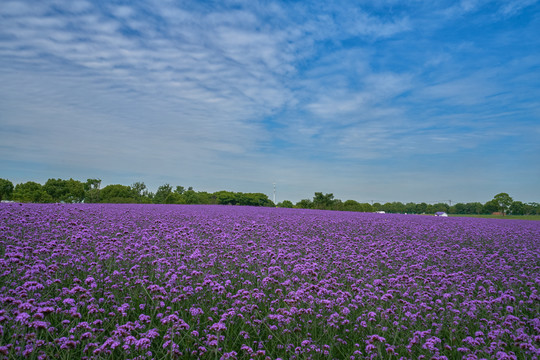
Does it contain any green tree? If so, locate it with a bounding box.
[509,201,525,215]
[43,178,69,202]
[483,199,499,214]
[131,181,146,195]
[44,178,85,203]
[312,192,335,210]
[414,203,427,214]
[430,203,449,214]
[342,200,373,212]
[466,202,484,214]
[331,199,343,211]
[342,200,361,212]
[372,202,383,211]
[84,179,101,191]
[392,202,406,214]
[295,199,313,209]
[381,202,392,213]
[451,203,463,214]
[84,179,102,203]
[359,203,373,212]
[131,182,147,203]
[0,178,14,201]
[214,191,238,205]
[384,202,406,213]
[405,202,417,214]
[525,202,540,215]
[65,179,85,203]
[183,188,200,204]
[196,191,213,204]
[165,192,183,204]
[238,193,273,207]
[100,184,136,203]
[236,193,250,206]
[277,200,294,208]
[493,193,513,215]
[13,181,53,203]
[153,184,173,204]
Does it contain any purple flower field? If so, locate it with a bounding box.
[0,204,539,360]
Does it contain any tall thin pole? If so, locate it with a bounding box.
[273,182,276,204]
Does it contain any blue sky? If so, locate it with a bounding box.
[1,0,539,204]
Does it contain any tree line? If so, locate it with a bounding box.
[0,178,537,215]
[281,192,539,215]
[0,178,273,207]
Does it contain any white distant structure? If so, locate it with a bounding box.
[376,211,385,214]
[435,212,448,217]
[273,182,276,204]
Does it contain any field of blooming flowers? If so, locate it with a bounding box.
[0,203,539,360]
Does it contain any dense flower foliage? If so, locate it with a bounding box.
[0,203,539,359]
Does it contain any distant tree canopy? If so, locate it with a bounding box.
[483,199,499,214]
[12,182,52,203]
[313,192,336,210]
[43,178,85,203]
[1,178,538,215]
[288,192,539,215]
[493,193,513,215]
[100,184,137,203]
[342,200,373,212]
[295,199,313,209]
[0,178,14,202]
[277,200,294,208]
[211,191,274,207]
[84,179,102,203]
[2,178,278,208]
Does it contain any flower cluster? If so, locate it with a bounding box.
[0,203,539,359]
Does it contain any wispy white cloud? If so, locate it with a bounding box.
[499,0,538,16]
[440,0,539,19]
